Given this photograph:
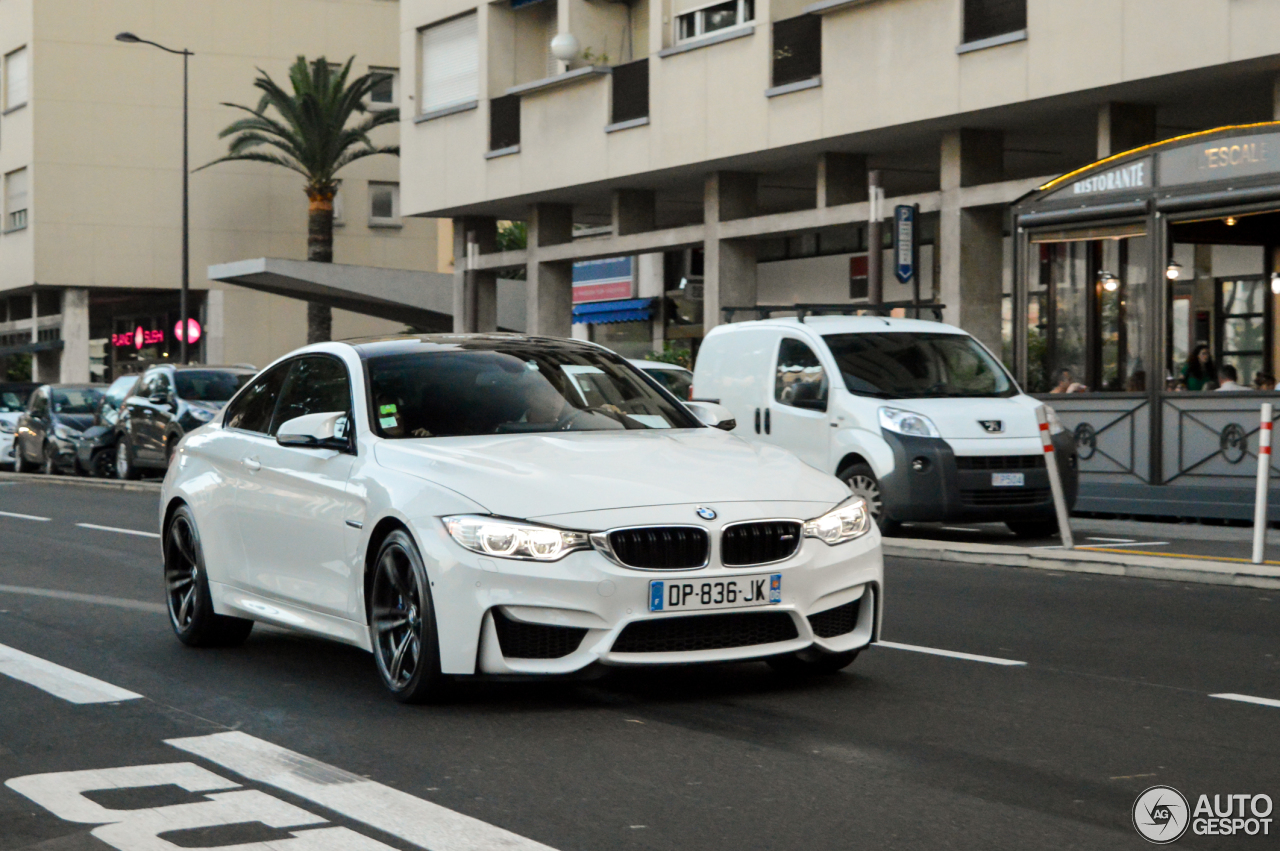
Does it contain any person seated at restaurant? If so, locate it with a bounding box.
[1049,368,1088,394]
[1254,372,1276,391]
[1181,344,1216,391]
[1215,364,1247,391]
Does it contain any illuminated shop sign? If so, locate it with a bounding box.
[111,319,201,350]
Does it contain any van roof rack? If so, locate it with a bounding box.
[721,302,946,323]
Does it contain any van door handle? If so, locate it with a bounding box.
[243,456,261,472]
[764,408,771,435]
[754,408,761,434]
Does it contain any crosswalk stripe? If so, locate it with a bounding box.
[0,642,142,704]
[167,732,558,851]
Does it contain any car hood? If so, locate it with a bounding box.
[867,394,1043,439]
[373,429,848,518]
[55,414,95,432]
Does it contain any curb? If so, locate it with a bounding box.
[0,471,162,494]
[884,538,1280,591]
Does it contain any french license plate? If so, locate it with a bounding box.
[992,472,1025,487]
[649,574,782,613]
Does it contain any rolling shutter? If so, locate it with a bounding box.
[420,13,478,114]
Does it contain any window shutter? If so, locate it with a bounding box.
[420,13,479,114]
[5,47,28,108]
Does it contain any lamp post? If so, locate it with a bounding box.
[116,32,194,363]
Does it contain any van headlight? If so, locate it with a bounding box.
[1043,405,1066,435]
[878,407,940,438]
[803,498,872,545]
[443,515,591,561]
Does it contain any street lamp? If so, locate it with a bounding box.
[116,32,195,363]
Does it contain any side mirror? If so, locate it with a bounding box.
[686,401,737,431]
[276,411,350,449]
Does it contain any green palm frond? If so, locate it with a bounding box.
[199,55,399,195]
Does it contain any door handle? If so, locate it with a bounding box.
[764,408,771,435]
[243,456,261,472]
[754,408,761,434]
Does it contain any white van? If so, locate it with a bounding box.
[691,315,1077,536]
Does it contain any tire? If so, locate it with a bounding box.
[164,505,253,647]
[92,448,116,479]
[1006,519,1060,539]
[838,462,900,535]
[369,529,444,703]
[116,438,139,481]
[41,443,58,476]
[767,649,859,677]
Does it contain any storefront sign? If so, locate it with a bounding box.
[893,205,917,284]
[1159,131,1280,186]
[572,257,633,304]
[174,318,202,344]
[1066,158,1151,197]
[112,327,165,349]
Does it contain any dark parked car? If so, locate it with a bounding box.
[0,382,38,468]
[14,384,105,474]
[115,364,255,479]
[73,374,140,477]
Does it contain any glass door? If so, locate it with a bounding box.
[1216,276,1271,386]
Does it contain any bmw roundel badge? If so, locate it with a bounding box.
[696,506,717,520]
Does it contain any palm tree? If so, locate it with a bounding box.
[200,56,398,343]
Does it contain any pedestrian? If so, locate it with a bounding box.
[1181,344,1216,391]
[1215,364,1246,391]
[1050,368,1087,394]
[1254,371,1276,391]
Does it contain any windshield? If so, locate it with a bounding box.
[175,370,253,403]
[366,343,701,438]
[52,388,103,414]
[0,392,25,413]
[823,332,1016,399]
[642,367,693,400]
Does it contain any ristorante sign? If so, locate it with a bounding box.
[1068,158,1151,197]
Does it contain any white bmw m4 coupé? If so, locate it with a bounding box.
[160,335,883,702]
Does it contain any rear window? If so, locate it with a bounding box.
[52,388,103,414]
[822,332,1016,399]
[175,370,253,403]
[0,392,24,412]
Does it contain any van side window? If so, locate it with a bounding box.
[775,338,828,411]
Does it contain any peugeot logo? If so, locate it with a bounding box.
[695,506,717,520]
[979,420,1004,434]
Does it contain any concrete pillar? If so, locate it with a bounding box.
[636,253,665,352]
[939,129,1005,353]
[817,153,867,207]
[526,261,573,338]
[452,216,498,332]
[703,173,758,333]
[612,190,655,236]
[28,292,42,383]
[59,288,89,384]
[1097,103,1156,159]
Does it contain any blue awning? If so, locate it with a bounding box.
[572,298,655,325]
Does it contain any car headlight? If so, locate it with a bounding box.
[443,515,591,561]
[0,421,14,434]
[803,498,872,545]
[1043,405,1066,435]
[878,407,940,438]
[53,423,81,440]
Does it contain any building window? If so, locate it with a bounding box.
[4,168,28,232]
[772,15,821,87]
[419,12,479,114]
[368,67,398,109]
[611,58,648,124]
[676,0,755,44]
[368,182,400,226]
[963,0,1026,45]
[489,94,520,151]
[4,46,28,110]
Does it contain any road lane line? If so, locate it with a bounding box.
[1210,692,1280,709]
[874,641,1027,666]
[0,584,165,614]
[0,510,50,521]
[167,732,559,851]
[0,642,142,704]
[1086,537,1137,543]
[76,522,161,539]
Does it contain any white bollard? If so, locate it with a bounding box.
[1036,406,1074,549]
[1252,402,1273,565]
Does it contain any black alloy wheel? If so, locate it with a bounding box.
[92,447,116,478]
[767,649,859,676]
[116,438,138,480]
[164,505,253,647]
[370,529,443,703]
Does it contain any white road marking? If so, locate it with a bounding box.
[0,642,142,704]
[168,732,560,851]
[874,641,1027,666]
[1091,541,1169,548]
[0,509,50,521]
[1086,536,1137,543]
[0,584,165,614]
[76,522,161,539]
[1210,692,1280,709]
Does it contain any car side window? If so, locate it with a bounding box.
[270,356,352,436]
[223,363,289,434]
[151,372,173,399]
[774,338,829,412]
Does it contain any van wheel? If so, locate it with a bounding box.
[838,463,900,535]
[1006,519,1059,539]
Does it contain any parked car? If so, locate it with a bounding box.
[116,364,255,479]
[73,374,140,477]
[630,359,694,400]
[14,384,105,474]
[692,315,1077,537]
[160,335,882,703]
[0,382,38,467]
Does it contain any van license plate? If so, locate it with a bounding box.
[649,574,781,613]
[992,473,1024,487]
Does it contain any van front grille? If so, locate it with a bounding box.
[954,455,1045,470]
[960,487,1051,507]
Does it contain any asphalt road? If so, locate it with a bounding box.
[0,480,1277,850]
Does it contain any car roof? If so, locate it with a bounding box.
[345,333,609,359]
[718,315,969,336]
[145,364,256,373]
[40,383,102,391]
[629,359,690,371]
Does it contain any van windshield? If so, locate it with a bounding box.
[822,332,1016,399]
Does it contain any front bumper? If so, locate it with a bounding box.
[428,505,884,676]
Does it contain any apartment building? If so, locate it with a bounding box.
[401,0,1280,519]
[0,0,444,383]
